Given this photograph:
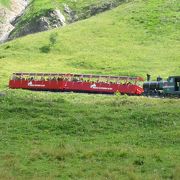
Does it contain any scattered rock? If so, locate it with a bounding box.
[90,2,115,16]
[64,4,72,15]
[0,92,5,96]
[63,3,78,23]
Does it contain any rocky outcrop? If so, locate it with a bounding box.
[63,4,78,23]
[90,2,120,15]
[64,1,126,23]
[0,0,28,43]
[8,9,66,39]
[4,0,126,41]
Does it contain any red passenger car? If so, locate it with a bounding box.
[9,72,144,95]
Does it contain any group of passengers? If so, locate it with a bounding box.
[12,76,83,81]
[12,76,34,80]
[12,76,132,85]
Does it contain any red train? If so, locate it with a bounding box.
[9,72,144,95]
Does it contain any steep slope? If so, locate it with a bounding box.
[8,0,127,40]
[0,0,179,89]
[0,0,28,42]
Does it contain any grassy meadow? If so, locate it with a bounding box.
[0,0,180,179]
[0,90,180,179]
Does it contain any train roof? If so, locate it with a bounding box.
[12,72,144,81]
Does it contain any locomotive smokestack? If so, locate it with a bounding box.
[157,76,162,81]
[147,74,151,81]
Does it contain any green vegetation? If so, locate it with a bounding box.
[0,0,10,7]
[0,90,180,179]
[9,0,126,38]
[0,0,179,90]
[0,0,180,178]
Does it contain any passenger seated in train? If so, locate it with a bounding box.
[57,76,64,81]
[52,77,56,81]
[41,77,45,81]
[72,77,78,82]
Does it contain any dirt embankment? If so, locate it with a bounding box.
[0,0,28,43]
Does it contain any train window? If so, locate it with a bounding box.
[175,78,180,91]
[169,77,173,83]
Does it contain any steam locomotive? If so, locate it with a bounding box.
[143,75,180,97]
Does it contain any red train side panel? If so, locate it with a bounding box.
[9,80,64,91]
[9,79,144,95]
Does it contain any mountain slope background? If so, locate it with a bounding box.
[0,0,180,179]
[0,0,179,89]
[5,0,127,40]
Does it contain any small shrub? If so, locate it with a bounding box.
[39,45,51,53]
[5,45,10,49]
[115,91,121,97]
[49,32,58,47]
[0,55,5,59]
[133,159,144,166]
[39,33,58,53]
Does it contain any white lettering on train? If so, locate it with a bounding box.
[90,84,112,90]
[28,81,45,87]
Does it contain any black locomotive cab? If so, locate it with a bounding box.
[163,76,180,96]
[175,77,180,91]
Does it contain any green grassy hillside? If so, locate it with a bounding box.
[0,0,180,178]
[0,0,179,89]
[0,0,10,7]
